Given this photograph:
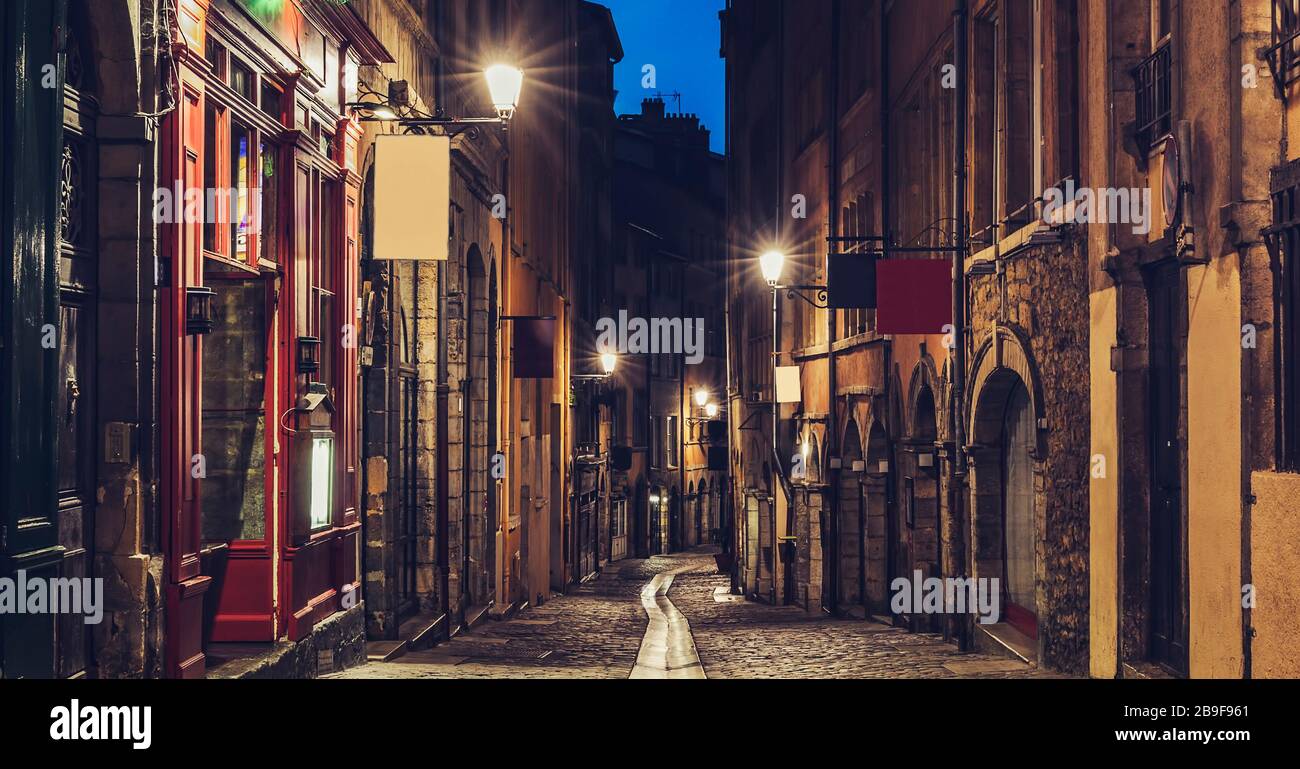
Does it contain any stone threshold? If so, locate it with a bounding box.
[974,621,1038,667]
[207,603,366,679]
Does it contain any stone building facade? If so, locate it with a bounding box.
[724,0,1300,679]
[607,97,727,560]
[0,0,167,680]
[2,0,629,678]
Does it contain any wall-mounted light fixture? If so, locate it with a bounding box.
[297,336,322,375]
[291,383,335,544]
[348,65,524,132]
[185,286,216,335]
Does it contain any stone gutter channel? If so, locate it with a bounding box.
[629,570,706,679]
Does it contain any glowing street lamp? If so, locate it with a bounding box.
[760,250,786,287]
[485,64,525,122]
[600,352,618,377]
[694,389,710,408]
[349,64,524,129]
[705,402,719,419]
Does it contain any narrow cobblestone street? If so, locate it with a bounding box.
[327,549,1057,680]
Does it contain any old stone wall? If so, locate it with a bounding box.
[967,234,1091,674]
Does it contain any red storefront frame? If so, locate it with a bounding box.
[161,0,378,678]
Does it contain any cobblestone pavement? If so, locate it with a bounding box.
[670,570,1059,679]
[325,551,713,679]
[327,548,1059,679]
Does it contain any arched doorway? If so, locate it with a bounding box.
[696,478,708,545]
[864,419,892,615]
[837,420,865,612]
[668,487,681,553]
[686,481,696,548]
[970,368,1039,640]
[486,258,499,602]
[906,377,941,631]
[464,244,490,608]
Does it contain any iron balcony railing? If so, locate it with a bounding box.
[1265,0,1300,96]
[1133,39,1172,156]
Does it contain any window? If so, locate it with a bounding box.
[633,393,648,445]
[230,57,255,103]
[1266,0,1300,95]
[201,49,278,268]
[1133,38,1172,157]
[666,416,679,468]
[315,179,339,396]
[200,279,268,543]
[971,14,997,238]
[651,415,662,468]
[1266,170,1300,470]
[1002,0,1034,223]
[231,120,253,262]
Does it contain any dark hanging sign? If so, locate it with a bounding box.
[610,445,633,471]
[875,259,952,335]
[513,318,556,379]
[707,446,729,472]
[828,252,877,309]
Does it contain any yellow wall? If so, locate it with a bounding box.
[1088,286,1119,679]
[1184,259,1243,678]
[1248,471,1300,677]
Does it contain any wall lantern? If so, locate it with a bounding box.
[185,286,216,335]
[484,64,525,122]
[292,383,335,544]
[705,402,719,419]
[759,250,786,287]
[297,336,322,375]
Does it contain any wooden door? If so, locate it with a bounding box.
[1147,260,1188,674]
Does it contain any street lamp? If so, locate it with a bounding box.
[575,352,618,381]
[705,402,719,419]
[760,250,785,287]
[694,388,710,408]
[485,64,525,121]
[348,64,525,131]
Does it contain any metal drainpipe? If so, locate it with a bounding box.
[679,265,686,554]
[771,284,780,606]
[723,0,740,596]
[879,0,891,619]
[951,0,971,651]
[463,267,472,609]
[826,0,842,616]
[437,260,451,630]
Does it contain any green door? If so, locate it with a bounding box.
[0,0,68,679]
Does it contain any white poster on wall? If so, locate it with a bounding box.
[775,365,802,404]
[373,134,450,260]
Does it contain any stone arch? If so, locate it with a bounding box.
[80,0,144,115]
[967,324,1047,455]
[903,358,943,630]
[696,478,709,545]
[861,418,893,615]
[463,243,490,605]
[837,418,866,611]
[966,324,1046,643]
[806,433,822,484]
[906,354,945,440]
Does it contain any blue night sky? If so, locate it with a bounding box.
[602,0,727,154]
